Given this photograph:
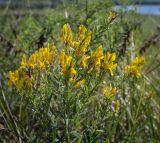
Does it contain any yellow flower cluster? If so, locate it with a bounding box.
[8,44,56,91]
[103,84,117,99]
[60,24,92,57]
[60,24,117,83]
[22,45,56,70]
[88,45,104,73]
[125,57,145,78]
[102,52,117,76]
[8,70,32,91]
[8,24,118,91]
[60,24,73,46]
[59,50,76,82]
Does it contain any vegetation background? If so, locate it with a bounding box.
[0,0,160,142]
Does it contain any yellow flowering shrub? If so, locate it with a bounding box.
[8,24,146,99]
[5,12,154,142]
[8,24,146,108]
[2,0,158,141]
[8,24,120,109]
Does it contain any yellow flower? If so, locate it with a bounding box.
[38,61,45,70]
[74,44,87,57]
[42,48,51,65]
[59,50,72,75]
[82,33,92,48]
[93,45,104,63]
[78,25,87,34]
[130,57,145,66]
[27,53,37,69]
[72,25,91,57]
[21,54,27,67]
[59,50,77,82]
[74,37,91,57]
[88,45,104,73]
[8,70,24,91]
[76,25,87,42]
[49,44,57,63]
[74,79,85,88]
[102,52,117,75]
[103,84,117,99]
[60,24,73,46]
[125,56,145,78]
[68,62,77,82]
[66,55,72,66]
[80,55,90,69]
[76,25,91,46]
[69,65,77,76]
[8,71,16,87]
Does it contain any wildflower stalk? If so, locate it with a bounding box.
[134,80,145,123]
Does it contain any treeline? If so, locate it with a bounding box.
[0,0,62,9]
[0,0,160,9]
